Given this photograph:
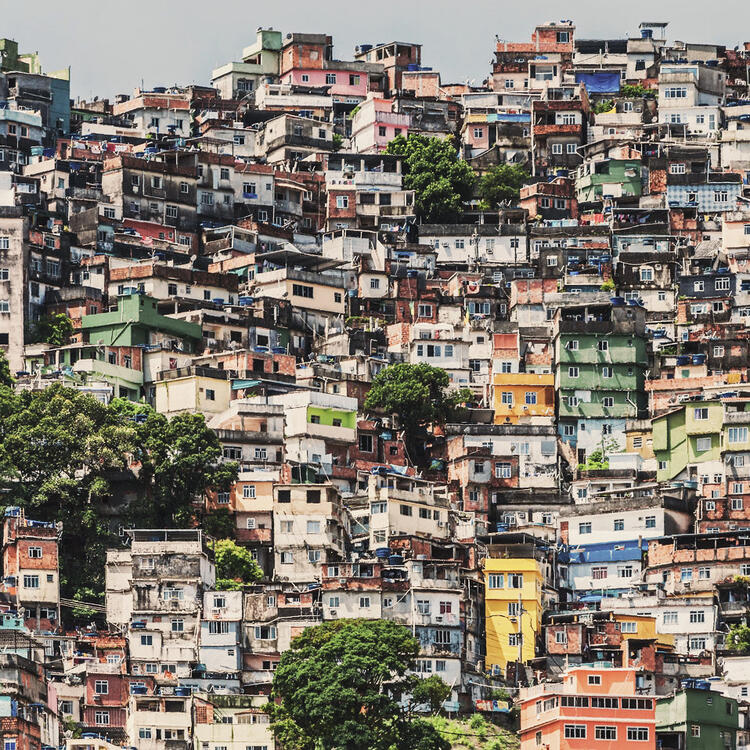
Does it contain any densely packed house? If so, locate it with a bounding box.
[5,18,750,750]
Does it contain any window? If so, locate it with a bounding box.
[564,725,586,739]
[595,726,617,741]
[501,392,513,405]
[568,366,579,378]
[95,711,110,726]
[732,498,744,511]
[640,267,653,281]
[292,284,314,298]
[508,633,522,646]
[336,195,349,209]
[495,463,511,479]
[614,518,624,531]
[508,574,523,588]
[579,522,592,534]
[645,516,656,529]
[418,304,432,318]
[628,727,649,741]
[555,630,567,644]
[95,680,109,694]
[730,427,748,444]
[681,568,693,582]
[621,622,637,633]
[171,618,184,632]
[588,674,602,685]
[691,725,701,738]
[696,437,712,452]
[166,204,178,219]
[525,392,537,405]
[325,73,337,85]
[280,552,293,564]
[602,397,614,407]
[557,30,569,43]
[618,565,634,579]
[473,127,484,139]
[359,596,371,609]
[663,611,678,625]
[487,574,504,588]
[551,143,563,155]
[592,567,607,580]
[566,143,577,154]
[308,549,321,563]
[27,546,42,559]
[694,407,709,421]
[400,504,413,517]
[23,575,39,589]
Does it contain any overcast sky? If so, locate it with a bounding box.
[5,0,750,100]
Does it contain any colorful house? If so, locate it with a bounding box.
[519,666,656,749]
[492,372,555,424]
[483,556,544,673]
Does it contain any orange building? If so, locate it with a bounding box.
[519,666,656,749]
[492,372,555,424]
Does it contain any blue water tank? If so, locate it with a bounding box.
[375,547,390,559]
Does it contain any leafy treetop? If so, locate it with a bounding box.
[386,133,475,223]
[270,618,450,750]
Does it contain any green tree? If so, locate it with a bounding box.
[0,385,137,614]
[0,389,240,620]
[33,313,74,346]
[201,508,236,539]
[0,349,12,387]
[365,363,471,463]
[214,538,262,589]
[386,133,475,223]
[110,400,238,528]
[476,164,529,209]
[271,619,449,750]
[410,675,452,715]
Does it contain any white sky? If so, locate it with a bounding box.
[4,0,750,100]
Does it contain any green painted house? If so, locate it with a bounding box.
[554,301,648,462]
[81,294,202,351]
[656,687,738,750]
[653,401,750,482]
[575,158,643,203]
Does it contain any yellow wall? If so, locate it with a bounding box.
[484,557,543,670]
[154,375,231,417]
[492,373,554,424]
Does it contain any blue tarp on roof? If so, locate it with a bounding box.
[567,539,646,564]
[576,71,622,93]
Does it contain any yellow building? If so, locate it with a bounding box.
[492,372,554,424]
[613,613,675,650]
[483,557,543,671]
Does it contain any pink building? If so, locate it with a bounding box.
[280,68,369,99]
[351,96,410,153]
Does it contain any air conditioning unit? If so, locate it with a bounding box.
[435,615,443,623]
[329,609,338,618]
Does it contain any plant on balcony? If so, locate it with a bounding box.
[269,619,450,750]
[600,279,615,292]
[386,133,475,223]
[592,99,615,114]
[726,623,750,652]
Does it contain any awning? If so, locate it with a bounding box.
[232,379,261,390]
